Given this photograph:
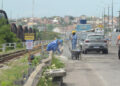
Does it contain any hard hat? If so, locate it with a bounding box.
[56,39,63,44]
[58,39,63,44]
[72,30,76,34]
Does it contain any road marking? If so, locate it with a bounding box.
[87,63,108,86]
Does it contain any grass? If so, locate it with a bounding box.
[0,52,48,86]
[37,56,65,86]
[0,54,29,86]
[51,56,65,69]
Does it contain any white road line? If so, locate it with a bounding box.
[87,63,108,86]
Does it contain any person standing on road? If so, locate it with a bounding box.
[70,30,77,50]
[116,35,120,59]
[46,39,63,54]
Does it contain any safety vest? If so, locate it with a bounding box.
[118,35,120,40]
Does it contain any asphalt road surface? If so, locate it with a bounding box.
[62,44,120,86]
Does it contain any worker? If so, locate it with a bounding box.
[46,39,63,54]
[70,30,77,49]
[116,35,120,59]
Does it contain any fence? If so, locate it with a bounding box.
[0,44,6,52]
[0,40,53,52]
[0,43,16,52]
[111,32,120,46]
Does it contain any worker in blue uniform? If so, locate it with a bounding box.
[71,31,77,49]
[46,39,63,54]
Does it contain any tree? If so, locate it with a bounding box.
[36,31,60,40]
[0,18,19,44]
[47,24,54,31]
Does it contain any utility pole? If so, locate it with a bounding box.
[118,11,120,31]
[10,11,12,19]
[32,0,35,28]
[102,11,104,25]
[112,0,114,32]
[32,0,35,18]
[108,6,110,31]
[104,8,106,32]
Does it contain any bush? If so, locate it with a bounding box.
[37,56,65,86]
[36,31,60,40]
[51,57,65,68]
[0,18,20,45]
[16,42,23,48]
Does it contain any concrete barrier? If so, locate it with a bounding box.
[24,51,53,86]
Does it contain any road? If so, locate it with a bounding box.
[62,45,120,86]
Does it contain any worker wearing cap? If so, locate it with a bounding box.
[71,31,77,49]
[46,39,63,54]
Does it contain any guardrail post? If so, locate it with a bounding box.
[14,43,16,49]
[2,44,6,52]
[33,41,36,47]
[41,43,44,53]
[22,42,25,47]
[41,41,45,56]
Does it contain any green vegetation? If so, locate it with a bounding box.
[0,54,29,86]
[0,18,19,45]
[37,56,65,86]
[0,52,49,86]
[46,24,54,31]
[32,54,49,66]
[36,31,60,40]
[0,18,24,52]
[51,57,65,69]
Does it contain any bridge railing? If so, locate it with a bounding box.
[0,40,53,52]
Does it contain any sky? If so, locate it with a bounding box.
[1,0,120,19]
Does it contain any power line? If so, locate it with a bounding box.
[32,0,35,18]
[104,8,106,30]
[118,11,120,30]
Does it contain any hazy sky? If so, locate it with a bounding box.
[1,0,120,18]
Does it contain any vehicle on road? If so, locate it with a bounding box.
[82,33,108,54]
[77,32,88,50]
[95,28,104,34]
